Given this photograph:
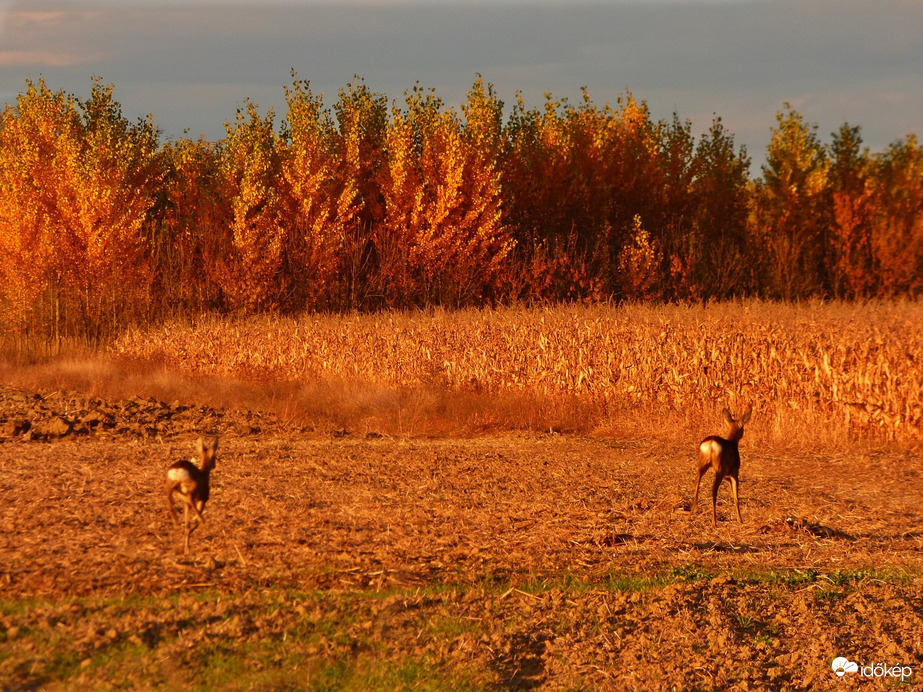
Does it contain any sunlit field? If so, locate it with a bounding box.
[1,301,921,689]
[113,300,923,446]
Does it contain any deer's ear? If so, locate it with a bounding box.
[740,406,752,424]
[722,408,733,424]
[211,437,220,452]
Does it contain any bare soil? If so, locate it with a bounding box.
[1,383,921,690]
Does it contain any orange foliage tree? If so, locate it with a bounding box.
[827,124,875,298]
[216,102,284,312]
[279,77,339,310]
[502,90,668,301]
[149,137,229,313]
[330,78,388,309]
[868,135,923,296]
[0,78,159,341]
[3,76,923,341]
[379,78,511,306]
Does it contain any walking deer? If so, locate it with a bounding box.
[691,406,752,528]
[165,437,219,553]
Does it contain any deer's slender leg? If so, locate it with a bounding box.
[166,486,180,526]
[181,492,206,524]
[691,462,709,513]
[184,501,193,553]
[711,472,725,528]
[729,475,742,522]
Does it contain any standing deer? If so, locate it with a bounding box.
[165,437,219,553]
[691,406,752,528]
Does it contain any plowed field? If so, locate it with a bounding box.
[1,383,921,690]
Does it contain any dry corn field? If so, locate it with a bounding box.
[115,301,923,444]
[2,301,923,690]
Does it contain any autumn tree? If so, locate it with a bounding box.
[869,135,923,296]
[654,114,698,298]
[4,75,923,332]
[0,79,72,336]
[501,90,665,301]
[751,105,831,298]
[146,137,228,314]
[331,78,388,309]
[826,124,875,297]
[216,102,284,312]
[380,78,511,307]
[0,78,160,341]
[502,92,592,300]
[683,117,752,299]
[278,77,339,310]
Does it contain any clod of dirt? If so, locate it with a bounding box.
[44,416,73,437]
[1,419,30,438]
[757,516,855,540]
[0,384,283,442]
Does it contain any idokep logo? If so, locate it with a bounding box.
[832,656,913,682]
[831,657,858,676]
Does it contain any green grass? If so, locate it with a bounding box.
[2,567,920,690]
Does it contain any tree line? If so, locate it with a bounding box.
[1,76,920,340]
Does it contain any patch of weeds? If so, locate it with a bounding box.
[0,597,44,617]
[186,639,341,691]
[740,568,818,586]
[822,568,891,588]
[359,656,486,691]
[188,643,249,687]
[514,571,669,595]
[733,611,758,630]
[517,572,597,596]
[603,572,670,592]
[80,641,166,688]
[733,612,782,645]
[425,614,484,640]
[813,585,847,603]
[306,658,355,691]
[753,633,775,649]
[670,564,712,583]
[517,567,722,594]
[2,619,86,685]
[280,651,485,692]
[473,572,508,592]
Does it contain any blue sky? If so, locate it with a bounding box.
[1,0,921,174]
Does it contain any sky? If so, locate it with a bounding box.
[0,0,921,174]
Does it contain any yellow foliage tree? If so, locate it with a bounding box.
[218,102,284,312]
[0,78,159,340]
[280,77,339,309]
[380,79,512,306]
[751,105,831,298]
[869,135,923,296]
[618,214,661,299]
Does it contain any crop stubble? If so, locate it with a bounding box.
[1,382,921,689]
[3,301,923,688]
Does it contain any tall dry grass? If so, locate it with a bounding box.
[109,300,923,448]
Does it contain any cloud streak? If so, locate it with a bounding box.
[0,49,103,67]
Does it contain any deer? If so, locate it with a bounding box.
[165,437,219,554]
[691,406,752,528]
